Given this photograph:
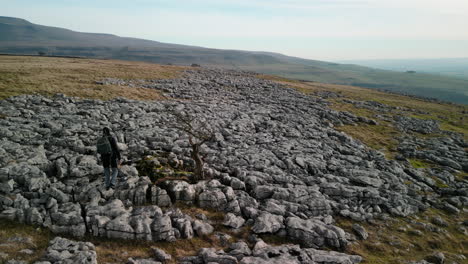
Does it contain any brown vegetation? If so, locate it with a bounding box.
[0,219,52,263]
[337,209,468,264]
[0,55,185,101]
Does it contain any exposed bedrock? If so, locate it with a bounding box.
[0,68,466,263]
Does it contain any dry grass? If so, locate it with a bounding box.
[455,172,468,181]
[0,205,227,264]
[337,209,468,264]
[336,123,399,159]
[0,219,53,263]
[91,234,219,264]
[0,55,185,101]
[257,74,301,84]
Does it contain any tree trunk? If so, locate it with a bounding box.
[190,142,204,182]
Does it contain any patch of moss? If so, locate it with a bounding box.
[454,172,467,181]
[408,159,434,169]
[431,177,449,188]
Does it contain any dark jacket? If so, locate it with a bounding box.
[107,136,121,160]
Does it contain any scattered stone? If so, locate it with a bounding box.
[352,224,369,240]
[425,252,445,264]
[223,213,246,229]
[443,203,460,214]
[431,216,448,227]
[40,237,97,264]
[19,248,34,255]
[127,258,162,264]
[152,247,171,263]
[192,220,214,236]
[252,212,284,234]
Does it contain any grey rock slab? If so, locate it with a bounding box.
[198,189,228,210]
[152,247,172,262]
[252,212,284,234]
[163,180,196,203]
[228,241,252,259]
[150,186,172,207]
[239,256,299,264]
[425,252,445,264]
[151,215,175,242]
[351,224,368,240]
[173,217,194,239]
[42,237,97,264]
[223,213,245,229]
[192,220,214,236]
[286,217,348,250]
[199,248,238,264]
[127,258,162,264]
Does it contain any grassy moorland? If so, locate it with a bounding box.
[0,55,184,101]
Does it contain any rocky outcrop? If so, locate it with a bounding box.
[394,116,440,134]
[34,237,97,264]
[398,135,467,172]
[180,240,362,264]
[0,68,466,263]
[286,217,348,249]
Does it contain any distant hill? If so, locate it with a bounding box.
[1,16,467,104]
[341,58,468,80]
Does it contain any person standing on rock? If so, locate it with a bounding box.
[96,127,121,190]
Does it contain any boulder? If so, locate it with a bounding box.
[252,212,284,234]
[192,220,214,236]
[351,224,368,240]
[285,217,347,249]
[223,213,245,229]
[41,237,97,264]
[163,181,196,203]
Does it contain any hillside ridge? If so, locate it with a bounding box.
[1,16,468,104]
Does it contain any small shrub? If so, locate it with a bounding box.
[136,155,192,184]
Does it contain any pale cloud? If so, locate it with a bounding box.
[2,0,468,59]
[176,0,468,13]
[135,4,468,40]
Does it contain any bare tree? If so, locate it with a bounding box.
[169,109,215,182]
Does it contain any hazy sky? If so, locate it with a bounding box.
[3,0,468,60]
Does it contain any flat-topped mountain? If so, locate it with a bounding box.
[1,16,468,104]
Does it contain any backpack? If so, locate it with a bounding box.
[97,136,112,155]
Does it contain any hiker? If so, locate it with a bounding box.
[96,127,121,190]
